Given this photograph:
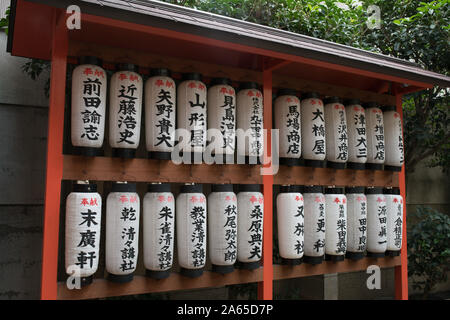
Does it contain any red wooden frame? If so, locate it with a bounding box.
[29,5,424,300]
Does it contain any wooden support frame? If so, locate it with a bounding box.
[34,7,414,301]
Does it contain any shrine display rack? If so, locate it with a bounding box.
[7,0,450,300]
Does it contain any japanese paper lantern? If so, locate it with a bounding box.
[276,185,304,265]
[143,183,175,279]
[207,78,236,164]
[274,89,301,166]
[364,102,385,170]
[324,97,348,169]
[301,92,326,167]
[236,82,264,164]
[106,182,140,283]
[109,63,143,158]
[345,187,367,260]
[176,184,207,277]
[71,56,107,156]
[384,187,403,256]
[324,187,347,262]
[145,68,176,160]
[366,187,387,257]
[344,99,367,170]
[303,186,326,265]
[65,181,102,286]
[382,105,404,172]
[237,184,264,269]
[208,184,237,274]
[177,73,207,162]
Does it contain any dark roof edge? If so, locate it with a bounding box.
[6,0,17,53]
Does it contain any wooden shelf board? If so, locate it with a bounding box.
[57,269,263,300]
[273,256,401,281]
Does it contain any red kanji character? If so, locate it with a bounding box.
[394,113,399,118]
[119,195,128,203]
[118,73,128,81]
[343,198,346,204]
[247,90,254,97]
[301,196,304,201]
[130,196,137,203]
[376,197,384,203]
[314,196,322,203]
[295,195,301,201]
[94,69,104,78]
[232,196,237,201]
[372,109,378,113]
[286,97,292,103]
[220,87,228,94]
[228,88,234,95]
[256,91,261,97]
[155,79,164,87]
[354,106,360,112]
[188,82,197,89]
[129,74,139,82]
[83,68,93,76]
[318,100,323,106]
[250,195,257,203]
[225,195,231,201]
[341,105,345,110]
[334,104,340,110]
[334,197,340,204]
[167,196,173,202]
[199,196,206,203]
[166,80,174,88]
[258,197,263,204]
[393,198,398,203]
[190,196,198,203]
[311,99,316,105]
[81,198,89,206]
[356,196,362,202]
[158,195,165,202]
[90,198,98,206]
[198,84,205,90]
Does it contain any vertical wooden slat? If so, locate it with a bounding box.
[40,9,68,300]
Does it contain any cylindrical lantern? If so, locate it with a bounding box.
[303,186,326,264]
[176,184,207,277]
[274,89,301,166]
[324,97,348,169]
[366,187,387,257]
[384,187,403,256]
[364,102,385,170]
[177,73,207,161]
[109,63,143,158]
[145,68,176,160]
[106,182,140,283]
[236,82,264,164]
[65,181,102,286]
[71,56,107,156]
[208,184,237,274]
[344,99,367,170]
[382,105,404,172]
[301,92,326,167]
[143,183,175,279]
[324,187,347,262]
[207,78,236,163]
[237,184,264,269]
[276,185,304,265]
[345,187,367,260]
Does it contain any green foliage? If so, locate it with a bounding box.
[407,206,450,299]
[0,6,9,35]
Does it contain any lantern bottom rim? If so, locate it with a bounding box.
[303,255,324,265]
[113,148,136,159]
[148,151,172,160]
[281,257,303,265]
[145,269,171,279]
[74,146,103,157]
[347,162,366,170]
[345,252,365,260]
[180,267,204,278]
[385,250,401,257]
[325,254,345,262]
[107,272,134,283]
[384,165,402,172]
[242,156,262,165]
[366,163,384,171]
[235,261,260,270]
[212,264,235,274]
[327,161,346,170]
[280,157,301,167]
[304,160,325,168]
[366,251,386,258]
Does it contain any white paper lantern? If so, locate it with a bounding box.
[208,184,237,274]
[109,64,143,158]
[71,56,107,156]
[207,78,236,163]
[236,82,264,164]
[384,187,403,256]
[237,185,264,269]
[274,89,301,166]
[145,68,176,160]
[366,187,387,257]
[303,186,326,264]
[176,184,207,277]
[276,185,304,264]
[105,183,140,283]
[383,106,404,172]
[143,183,175,279]
[324,97,348,169]
[324,187,347,261]
[364,102,385,170]
[65,182,102,286]
[345,187,367,260]
[177,73,207,161]
[301,92,326,167]
[344,99,367,170]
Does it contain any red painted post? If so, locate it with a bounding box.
[258,69,274,300]
[394,92,408,300]
[40,10,68,300]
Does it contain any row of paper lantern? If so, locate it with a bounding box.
[65,180,402,285]
[71,56,404,170]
